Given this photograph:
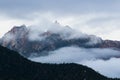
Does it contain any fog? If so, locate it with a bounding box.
[28,22,87,41]
[30,46,120,78]
[27,21,102,46]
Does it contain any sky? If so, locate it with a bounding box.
[0,0,120,40]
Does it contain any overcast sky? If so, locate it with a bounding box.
[0,0,120,40]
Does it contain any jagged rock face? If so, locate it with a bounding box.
[2,25,120,57]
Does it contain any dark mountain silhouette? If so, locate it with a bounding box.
[0,45,119,80]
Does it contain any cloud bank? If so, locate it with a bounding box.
[30,46,120,78]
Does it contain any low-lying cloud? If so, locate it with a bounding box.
[30,46,120,78]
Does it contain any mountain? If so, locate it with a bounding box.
[0,45,119,80]
[0,25,120,57]
[0,24,120,57]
